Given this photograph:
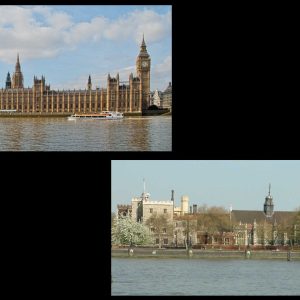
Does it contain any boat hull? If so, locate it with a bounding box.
[67,111,123,120]
[67,116,123,120]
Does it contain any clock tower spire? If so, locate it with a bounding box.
[136,35,151,110]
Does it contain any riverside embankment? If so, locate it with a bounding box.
[0,112,142,117]
[112,247,300,260]
[0,112,70,118]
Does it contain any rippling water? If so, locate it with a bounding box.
[0,116,171,151]
[112,257,300,295]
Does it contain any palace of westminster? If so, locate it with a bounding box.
[0,37,151,114]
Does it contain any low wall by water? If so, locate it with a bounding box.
[0,112,142,117]
[142,109,170,116]
[0,112,70,118]
[112,248,300,260]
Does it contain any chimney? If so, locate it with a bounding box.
[193,204,197,214]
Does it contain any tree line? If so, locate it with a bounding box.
[111,206,300,247]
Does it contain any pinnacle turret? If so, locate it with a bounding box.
[264,183,274,217]
[5,72,11,89]
[16,53,21,71]
[87,75,92,90]
[12,53,24,88]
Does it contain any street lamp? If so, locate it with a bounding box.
[238,232,241,251]
[186,217,189,250]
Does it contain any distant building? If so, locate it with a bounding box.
[230,184,298,246]
[150,89,162,107]
[116,186,190,247]
[196,184,299,247]
[115,183,299,248]
[161,82,172,111]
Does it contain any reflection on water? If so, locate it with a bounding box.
[112,257,300,295]
[0,116,172,151]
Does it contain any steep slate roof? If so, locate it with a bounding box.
[232,210,296,224]
[164,82,172,93]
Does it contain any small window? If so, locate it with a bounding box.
[155,238,159,244]
[150,227,155,232]
[163,238,168,245]
[164,209,167,213]
[163,228,167,233]
[150,208,153,213]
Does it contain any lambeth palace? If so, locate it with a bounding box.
[116,184,299,248]
[0,37,151,114]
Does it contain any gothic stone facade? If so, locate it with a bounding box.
[160,82,172,111]
[0,37,151,114]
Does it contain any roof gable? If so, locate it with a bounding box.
[231,210,296,224]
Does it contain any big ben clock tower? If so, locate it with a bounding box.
[136,35,151,110]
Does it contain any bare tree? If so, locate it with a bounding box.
[197,204,209,213]
[178,214,198,249]
[197,206,231,233]
[146,213,173,248]
[292,208,300,245]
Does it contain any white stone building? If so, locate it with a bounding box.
[150,89,161,107]
[117,187,190,247]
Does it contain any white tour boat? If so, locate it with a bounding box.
[68,111,123,120]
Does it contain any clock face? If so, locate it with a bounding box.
[142,61,148,68]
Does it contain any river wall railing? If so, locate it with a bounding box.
[112,247,300,260]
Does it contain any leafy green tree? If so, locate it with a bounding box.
[111,215,152,246]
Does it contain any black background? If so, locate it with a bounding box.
[1,0,299,297]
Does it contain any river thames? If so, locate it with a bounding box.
[0,116,171,151]
[112,257,300,295]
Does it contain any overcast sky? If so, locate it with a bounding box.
[0,5,171,91]
[112,160,300,213]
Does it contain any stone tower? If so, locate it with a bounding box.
[181,195,189,215]
[5,72,11,89]
[136,35,151,110]
[264,183,274,217]
[12,54,24,89]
